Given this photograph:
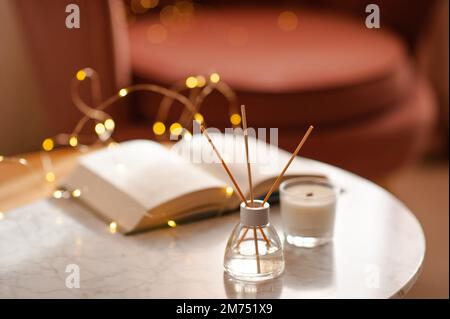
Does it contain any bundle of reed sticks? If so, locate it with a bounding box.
[201,106,313,273]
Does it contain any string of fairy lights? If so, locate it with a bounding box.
[0,67,241,232]
[2,1,301,229]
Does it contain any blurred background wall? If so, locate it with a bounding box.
[0,0,48,155]
[1,0,447,175]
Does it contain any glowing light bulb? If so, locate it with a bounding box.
[225,186,234,197]
[153,121,166,135]
[109,221,118,234]
[76,70,86,81]
[0,155,3,162]
[95,123,106,135]
[118,88,128,97]
[170,122,183,135]
[230,113,241,125]
[18,158,27,165]
[104,118,115,130]
[210,73,220,83]
[185,76,198,88]
[194,113,204,124]
[72,189,82,198]
[69,136,78,147]
[53,190,63,199]
[45,172,56,183]
[42,138,54,151]
[167,220,177,228]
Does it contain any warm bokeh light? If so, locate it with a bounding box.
[42,138,54,152]
[72,189,82,198]
[141,0,158,9]
[194,113,204,124]
[0,212,4,220]
[176,0,194,16]
[18,158,27,165]
[0,155,4,162]
[76,70,86,81]
[160,5,178,26]
[153,121,166,135]
[277,11,298,32]
[210,73,220,83]
[167,220,177,227]
[45,172,56,183]
[196,75,206,87]
[131,0,158,13]
[53,190,63,199]
[170,122,183,135]
[109,221,118,234]
[104,119,115,130]
[147,24,167,44]
[95,123,106,135]
[108,142,118,149]
[230,113,242,125]
[118,88,128,97]
[69,136,78,147]
[225,186,234,197]
[185,76,198,88]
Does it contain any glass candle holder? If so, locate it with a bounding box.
[224,200,284,282]
[280,177,339,248]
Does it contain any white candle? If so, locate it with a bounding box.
[280,179,337,247]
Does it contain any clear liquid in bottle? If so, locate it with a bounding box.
[223,200,284,282]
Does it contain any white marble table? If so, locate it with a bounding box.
[0,159,425,298]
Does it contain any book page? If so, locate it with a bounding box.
[78,140,227,210]
[173,132,322,198]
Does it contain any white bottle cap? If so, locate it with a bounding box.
[240,199,269,226]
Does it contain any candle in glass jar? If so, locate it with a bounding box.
[280,178,338,247]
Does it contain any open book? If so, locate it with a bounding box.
[63,133,323,234]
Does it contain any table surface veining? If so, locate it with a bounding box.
[0,159,425,299]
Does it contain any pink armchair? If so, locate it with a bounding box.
[13,0,439,179]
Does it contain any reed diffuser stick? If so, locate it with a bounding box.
[240,105,271,246]
[259,227,271,245]
[240,105,254,203]
[237,227,250,246]
[200,126,249,206]
[262,125,314,205]
[237,224,271,247]
[253,227,261,274]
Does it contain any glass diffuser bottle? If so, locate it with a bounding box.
[224,199,285,282]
